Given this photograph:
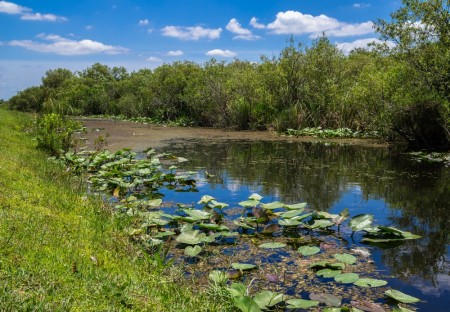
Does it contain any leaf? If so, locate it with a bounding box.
[283,202,307,210]
[239,199,259,207]
[278,219,301,227]
[261,224,280,234]
[349,214,374,231]
[154,231,176,238]
[280,210,304,219]
[209,270,228,285]
[176,230,206,245]
[197,223,230,231]
[249,193,263,201]
[393,305,416,312]
[184,245,202,257]
[310,219,334,229]
[261,201,284,210]
[334,273,360,283]
[316,269,342,278]
[286,299,319,309]
[233,295,261,312]
[198,195,215,204]
[329,262,346,270]
[253,291,285,309]
[385,289,421,303]
[298,246,320,256]
[309,293,342,307]
[182,209,211,220]
[231,263,257,271]
[258,242,286,249]
[333,253,357,264]
[354,278,388,288]
[147,198,162,207]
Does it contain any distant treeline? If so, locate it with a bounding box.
[5,1,450,149]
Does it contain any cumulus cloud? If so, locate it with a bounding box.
[0,1,67,22]
[85,25,94,30]
[267,10,373,38]
[146,56,162,62]
[206,49,237,57]
[226,18,260,40]
[8,34,128,55]
[167,50,184,56]
[162,26,222,40]
[250,17,266,29]
[336,38,395,54]
[139,19,149,26]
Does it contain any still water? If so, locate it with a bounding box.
[158,139,449,311]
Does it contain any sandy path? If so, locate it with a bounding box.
[76,118,388,152]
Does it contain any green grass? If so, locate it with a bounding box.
[0,109,233,311]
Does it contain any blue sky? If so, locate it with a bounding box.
[0,0,401,99]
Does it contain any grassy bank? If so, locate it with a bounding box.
[0,109,231,311]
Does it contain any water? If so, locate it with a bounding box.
[158,139,449,311]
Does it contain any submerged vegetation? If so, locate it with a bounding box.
[5,0,450,149]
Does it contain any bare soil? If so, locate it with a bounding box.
[77,118,389,152]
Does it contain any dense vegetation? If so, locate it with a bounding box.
[0,108,233,311]
[5,0,450,148]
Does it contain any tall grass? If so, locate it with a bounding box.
[0,108,233,311]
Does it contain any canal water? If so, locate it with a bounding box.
[158,139,449,311]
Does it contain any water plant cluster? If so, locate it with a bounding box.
[285,127,381,139]
[56,145,423,311]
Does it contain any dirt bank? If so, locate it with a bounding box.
[77,118,389,152]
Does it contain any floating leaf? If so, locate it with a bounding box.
[261,201,284,210]
[310,219,334,229]
[393,304,416,312]
[197,223,230,231]
[309,293,342,307]
[283,202,307,210]
[184,245,202,257]
[316,269,342,278]
[329,262,346,270]
[286,299,319,309]
[182,209,211,220]
[249,193,263,201]
[258,242,286,249]
[154,231,176,238]
[147,198,162,207]
[354,278,387,288]
[310,261,329,269]
[278,219,301,227]
[231,263,257,271]
[176,230,206,245]
[385,289,420,303]
[349,214,374,231]
[316,211,339,219]
[334,273,360,283]
[333,253,357,264]
[198,195,215,204]
[253,291,285,309]
[298,246,320,256]
[280,210,304,219]
[239,199,259,207]
[209,200,229,209]
[233,220,255,230]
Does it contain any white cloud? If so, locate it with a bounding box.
[85,25,94,30]
[206,49,237,58]
[336,38,396,54]
[139,19,149,26]
[162,26,222,40]
[226,18,260,40]
[267,10,373,38]
[167,50,184,56]
[250,17,266,29]
[0,1,29,14]
[0,1,67,22]
[353,3,371,8]
[146,56,162,62]
[8,34,128,55]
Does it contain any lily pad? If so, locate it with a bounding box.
[278,219,301,227]
[354,278,388,288]
[334,273,360,284]
[385,289,421,303]
[283,202,307,210]
[286,299,319,309]
[261,201,284,210]
[258,242,287,249]
[310,219,334,229]
[147,198,163,207]
[333,253,357,264]
[249,193,263,201]
[253,291,285,309]
[176,230,206,245]
[349,214,374,231]
[316,269,342,278]
[198,195,215,204]
[198,223,230,231]
[309,293,342,307]
[231,263,257,271]
[280,210,304,219]
[182,209,211,220]
[239,199,260,207]
[184,245,202,257]
[298,246,320,256]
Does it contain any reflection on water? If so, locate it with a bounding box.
[160,139,449,311]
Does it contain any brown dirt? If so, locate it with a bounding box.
[76,118,390,152]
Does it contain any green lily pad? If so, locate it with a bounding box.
[333,253,357,264]
[184,245,202,257]
[385,289,421,303]
[309,293,342,307]
[334,273,360,283]
[176,230,206,245]
[147,198,163,207]
[310,219,334,229]
[197,223,230,231]
[310,261,329,269]
[258,242,287,249]
[280,210,304,219]
[239,199,259,207]
[349,214,374,231]
[154,231,176,238]
[353,278,387,288]
[253,291,285,309]
[182,209,211,220]
[316,269,342,278]
[231,263,257,271]
[278,219,301,227]
[261,201,284,210]
[393,304,416,312]
[298,246,320,256]
[329,262,346,270]
[249,193,263,201]
[283,202,307,210]
[198,195,215,204]
[286,299,319,309]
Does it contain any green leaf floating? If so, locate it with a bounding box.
[316,269,342,278]
[298,246,320,256]
[283,202,307,210]
[231,263,257,271]
[286,299,319,309]
[334,273,360,283]
[309,293,342,307]
[258,242,286,249]
[261,201,284,210]
[354,278,387,288]
[184,245,202,257]
[385,289,421,303]
[333,253,357,264]
[349,214,374,231]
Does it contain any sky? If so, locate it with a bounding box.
[0,0,401,100]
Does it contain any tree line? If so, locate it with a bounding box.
[5,0,450,149]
